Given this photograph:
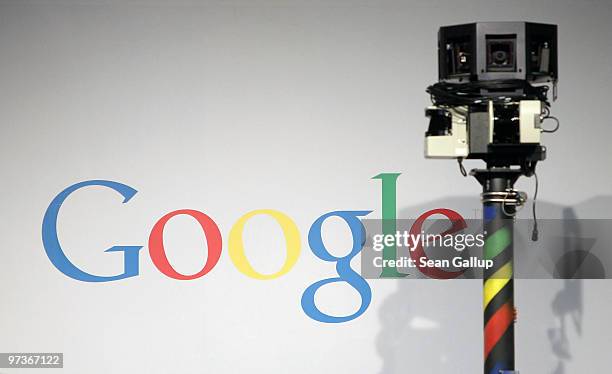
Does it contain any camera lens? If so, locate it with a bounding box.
[445,39,472,76]
[492,50,508,65]
[486,37,516,72]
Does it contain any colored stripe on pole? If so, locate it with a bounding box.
[484,227,511,260]
[484,301,514,358]
[483,262,513,309]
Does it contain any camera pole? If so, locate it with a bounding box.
[472,168,524,374]
[424,22,557,373]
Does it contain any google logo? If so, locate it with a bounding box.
[41,174,463,323]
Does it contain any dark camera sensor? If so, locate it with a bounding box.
[444,37,472,77]
[486,35,516,72]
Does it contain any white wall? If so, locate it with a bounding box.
[1,1,611,373]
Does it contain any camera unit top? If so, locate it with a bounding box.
[438,22,557,85]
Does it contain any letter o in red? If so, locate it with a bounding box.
[149,209,222,280]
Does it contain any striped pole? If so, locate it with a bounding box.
[474,170,520,374]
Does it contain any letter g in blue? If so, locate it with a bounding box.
[302,210,372,323]
[42,180,142,282]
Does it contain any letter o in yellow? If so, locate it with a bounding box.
[228,209,301,280]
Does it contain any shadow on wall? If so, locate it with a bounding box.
[376,195,612,374]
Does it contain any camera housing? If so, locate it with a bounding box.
[425,22,558,172]
[439,22,557,83]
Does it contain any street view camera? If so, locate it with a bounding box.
[423,22,559,374]
[425,22,558,175]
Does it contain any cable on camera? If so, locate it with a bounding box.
[458,158,468,177]
[427,79,550,107]
[531,171,539,241]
